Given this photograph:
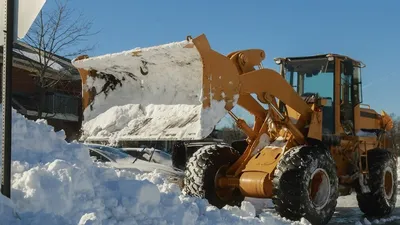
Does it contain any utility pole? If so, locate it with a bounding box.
[1,0,15,198]
[0,0,46,198]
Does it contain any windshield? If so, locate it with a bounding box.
[87,144,132,161]
[285,58,334,101]
[144,149,172,166]
[284,58,335,133]
[123,147,172,166]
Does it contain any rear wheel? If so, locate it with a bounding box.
[356,148,397,217]
[272,146,339,225]
[183,145,244,208]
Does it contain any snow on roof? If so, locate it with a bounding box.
[1,41,80,81]
[13,49,64,71]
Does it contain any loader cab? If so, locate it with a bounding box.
[275,54,364,137]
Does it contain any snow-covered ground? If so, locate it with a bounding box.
[0,108,398,225]
[0,108,312,225]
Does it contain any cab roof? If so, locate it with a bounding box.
[274,53,365,68]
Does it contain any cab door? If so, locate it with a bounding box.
[339,60,355,135]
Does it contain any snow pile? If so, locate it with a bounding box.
[72,39,238,143]
[0,108,311,225]
[80,103,228,144]
[360,215,400,225]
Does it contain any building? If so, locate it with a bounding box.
[0,41,82,141]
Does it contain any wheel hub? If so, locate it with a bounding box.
[308,168,331,210]
[215,165,237,201]
[383,167,394,200]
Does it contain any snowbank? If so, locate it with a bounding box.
[0,107,312,225]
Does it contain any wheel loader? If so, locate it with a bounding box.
[71,34,397,225]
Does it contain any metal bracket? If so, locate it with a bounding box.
[358,141,370,193]
[358,173,371,193]
[359,141,369,174]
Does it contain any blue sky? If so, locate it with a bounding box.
[41,0,400,127]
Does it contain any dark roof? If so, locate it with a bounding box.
[274,53,365,68]
[0,41,80,81]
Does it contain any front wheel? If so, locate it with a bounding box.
[183,145,244,208]
[272,146,339,225]
[356,148,398,217]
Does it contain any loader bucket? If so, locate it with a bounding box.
[72,34,240,141]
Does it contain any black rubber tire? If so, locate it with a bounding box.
[356,148,398,217]
[272,145,339,225]
[183,144,244,208]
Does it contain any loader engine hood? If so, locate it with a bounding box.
[72,34,240,142]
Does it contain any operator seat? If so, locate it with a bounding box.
[300,92,334,134]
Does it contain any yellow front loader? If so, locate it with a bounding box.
[72,34,397,225]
